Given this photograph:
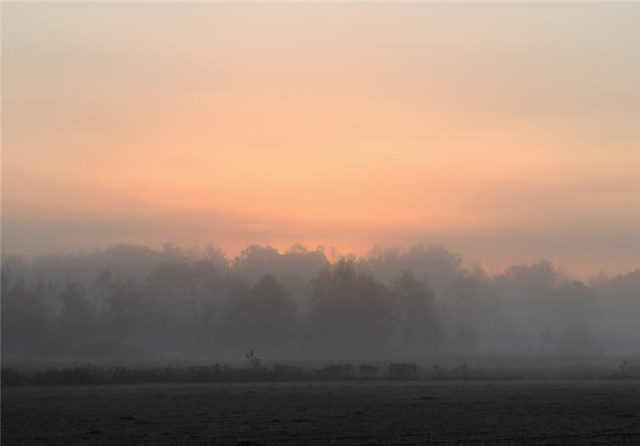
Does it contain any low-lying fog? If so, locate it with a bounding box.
[2,243,639,363]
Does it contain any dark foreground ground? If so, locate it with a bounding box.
[3,380,640,445]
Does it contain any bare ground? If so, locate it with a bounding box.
[2,380,640,445]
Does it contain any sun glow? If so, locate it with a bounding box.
[3,3,640,277]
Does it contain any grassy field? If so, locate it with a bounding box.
[2,380,640,445]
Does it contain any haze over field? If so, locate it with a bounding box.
[2,243,640,361]
[2,2,639,279]
[4,6,640,446]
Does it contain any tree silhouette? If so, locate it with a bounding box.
[309,259,392,353]
[392,270,439,347]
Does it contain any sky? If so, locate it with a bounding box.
[2,2,639,278]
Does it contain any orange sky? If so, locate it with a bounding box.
[2,3,640,278]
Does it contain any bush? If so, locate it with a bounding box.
[314,363,355,380]
[387,363,419,380]
[358,364,380,379]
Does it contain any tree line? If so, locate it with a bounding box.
[2,243,639,360]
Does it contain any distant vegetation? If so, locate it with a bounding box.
[3,359,640,387]
[2,243,639,361]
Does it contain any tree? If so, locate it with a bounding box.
[443,277,503,354]
[1,279,49,355]
[220,274,297,350]
[146,262,196,353]
[233,245,281,283]
[392,271,439,347]
[93,270,145,352]
[308,259,392,353]
[363,244,463,298]
[57,282,96,351]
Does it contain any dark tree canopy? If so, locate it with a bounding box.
[1,244,638,360]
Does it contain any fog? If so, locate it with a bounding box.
[2,243,638,363]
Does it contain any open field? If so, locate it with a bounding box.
[3,380,640,445]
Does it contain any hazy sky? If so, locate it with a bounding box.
[2,2,639,277]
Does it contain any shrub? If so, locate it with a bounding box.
[387,363,419,380]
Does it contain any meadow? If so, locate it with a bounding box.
[3,380,640,445]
